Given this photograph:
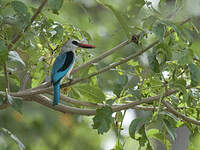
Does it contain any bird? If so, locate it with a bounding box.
[51,39,95,106]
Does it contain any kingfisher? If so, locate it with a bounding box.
[51,39,95,106]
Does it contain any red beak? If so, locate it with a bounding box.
[78,43,95,48]
[72,41,95,49]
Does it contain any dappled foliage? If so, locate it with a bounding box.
[1,0,200,150]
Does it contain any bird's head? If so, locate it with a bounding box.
[61,39,95,53]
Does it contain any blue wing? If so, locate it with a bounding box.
[51,51,75,106]
[51,51,75,84]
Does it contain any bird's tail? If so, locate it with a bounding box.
[53,82,60,106]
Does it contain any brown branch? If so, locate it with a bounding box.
[5,84,200,126]
[32,94,96,115]
[162,100,200,125]
[59,93,100,107]
[71,39,132,74]
[24,88,179,115]
[33,88,200,126]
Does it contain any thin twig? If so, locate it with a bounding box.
[55,92,100,107]
[162,100,200,125]
[71,39,132,74]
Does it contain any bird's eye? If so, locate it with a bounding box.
[72,41,78,45]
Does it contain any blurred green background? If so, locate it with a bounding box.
[0,0,139,149]
[1,0,199,149]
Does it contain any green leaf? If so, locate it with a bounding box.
[105,99,115,106]
[31,62,46,87]
[8,51,25,65]
[163,21,182,38]
[178,49,193,65]
[188,64,200,86]
[163,119,176,141]
[143,16,158,29]
[181,28,193,44]
[127,0,145,17]
[97,1,131,38]
[188,133,200,150]
[172,78,186,91]
[148,51,160,73]
[12,98,23,114]
[152,133,172,150]
[51,24,64,42]
[128,89,141,100]
[146,128,159,138]
[156,43,172,61]
[7,94,13,104]
[0,40,8,63]
[137,124,149,147]
[48,0,64,14]
[68,87,81,99]
[113,83,123,97]
[11,1,28,15]
[1,128,25,150]
[159,111,178,122]
[191,41,200,60]
[74,66,90,79]
[129,118,145,139]
[113,74,128,97]
[11,1,30,31]
[74,84,105,103]
[152,22,166,40]
[92,106,113,134]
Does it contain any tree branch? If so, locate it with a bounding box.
[25,88,179,115]
[31,94,96,115]
[5,84,200,126]
[59,93,100,107]
[162,100,200,125]
[71,39,132,74]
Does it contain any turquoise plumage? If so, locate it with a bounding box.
[51,39,95,106]
[51,52,75,105]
